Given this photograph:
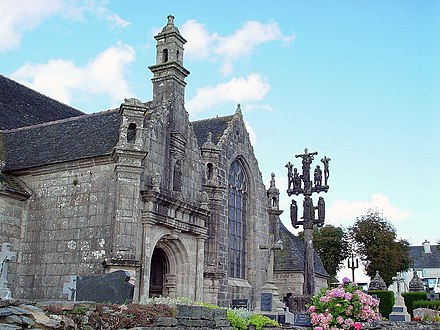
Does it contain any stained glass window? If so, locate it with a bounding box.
[228,159,247,279]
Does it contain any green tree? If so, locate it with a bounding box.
[299,225,351,280]
[349,209,411,287]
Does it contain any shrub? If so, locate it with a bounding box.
[413,299,440,310]
[402,292,429,317]
[226,308,279,330]
[308,277,380,329]
[368,290,394,318]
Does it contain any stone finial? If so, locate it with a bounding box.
[267,173,280,209]
[409,270,425,292]
[236,104,242,115]
[368,270,387,291]
[167,15,175,26]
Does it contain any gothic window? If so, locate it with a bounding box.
[228,159,247,279]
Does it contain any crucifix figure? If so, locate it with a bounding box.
[0,243,16,299]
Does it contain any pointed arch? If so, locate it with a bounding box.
[228,158,248,279]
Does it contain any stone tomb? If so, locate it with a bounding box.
[63,270,134,304]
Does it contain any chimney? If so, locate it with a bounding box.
[422,240,431,254]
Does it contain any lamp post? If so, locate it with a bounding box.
[286,148,330,297]
[347,252,359,282]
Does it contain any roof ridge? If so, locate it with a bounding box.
[0,73,83,113]
[1,108,119,133]
[191,113,234,124]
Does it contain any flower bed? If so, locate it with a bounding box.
[307,277,381,329]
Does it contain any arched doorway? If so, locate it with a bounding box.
[149,247,169,297]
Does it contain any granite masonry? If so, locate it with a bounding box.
[0,15,327,308]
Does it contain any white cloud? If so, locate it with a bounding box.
[244,120,257,146]
[186,73,270,114]
[0,0,64,52]
[180,19,218,59]
[215,20,295,75]
[327,193,412,226]
[0,0,129,52]
[11,42,135,106]
[180,19,295,75]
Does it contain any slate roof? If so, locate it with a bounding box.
[274,221,329,277]
[410,244,440,269]
[0,171,31,197]
[2,110,121,171]
[191,114,234,147]
[0,74,84,130]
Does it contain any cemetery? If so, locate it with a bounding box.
[0,13,439,330]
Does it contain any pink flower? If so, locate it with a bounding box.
[354,322,362,330]
[309,305,316,313]
[315,327,323,330]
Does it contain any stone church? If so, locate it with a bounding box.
[0,16,327,307]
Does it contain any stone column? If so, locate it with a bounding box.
[140,221,154,300]
[195,235,206,301]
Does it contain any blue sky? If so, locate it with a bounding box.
[1,1,439,251]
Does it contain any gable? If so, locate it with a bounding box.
[191,115,234,147]
[0,74,84,130]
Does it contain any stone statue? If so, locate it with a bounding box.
[317,197,325,226]
[290,200,298,228]
[314,165,322,187]
[321,156,331,186]
[302,197,314,221]
[285,162,294,190]
[173,159,182,191]
[295,148,318,191]
[293,168,301,189]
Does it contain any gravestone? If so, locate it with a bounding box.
[64,270,134,304]
[389,275,410,322]
[294,313,311,327]
[260,292,273,312]
[0,243,16,299]
[409,271,424,292]
[231,299,248,309]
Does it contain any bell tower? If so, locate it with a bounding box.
[149,15,190,104]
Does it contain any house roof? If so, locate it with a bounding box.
[274,221,329,277]
[2,110,121,171]
[410,244,440,269]
[191,114,234,147]
[0,74,84,130]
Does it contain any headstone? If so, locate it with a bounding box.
[409,271,425,292]
[62,275,77,300]
[260,292,273,312]
[368,271,387,291]
[0,243,17,299]
[231,299,248,309]
[389,276,410,322]
[426,293,439,301]
[75,270,134,304]
[294,313,311,326]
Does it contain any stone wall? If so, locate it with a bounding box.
[274,271,329,301]
[0,194,23,291]
[17,161,118,299]
[214,111,270,308]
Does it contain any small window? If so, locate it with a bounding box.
[127,123,136,143]
[162,49,168,63]
[207,163,214,180]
